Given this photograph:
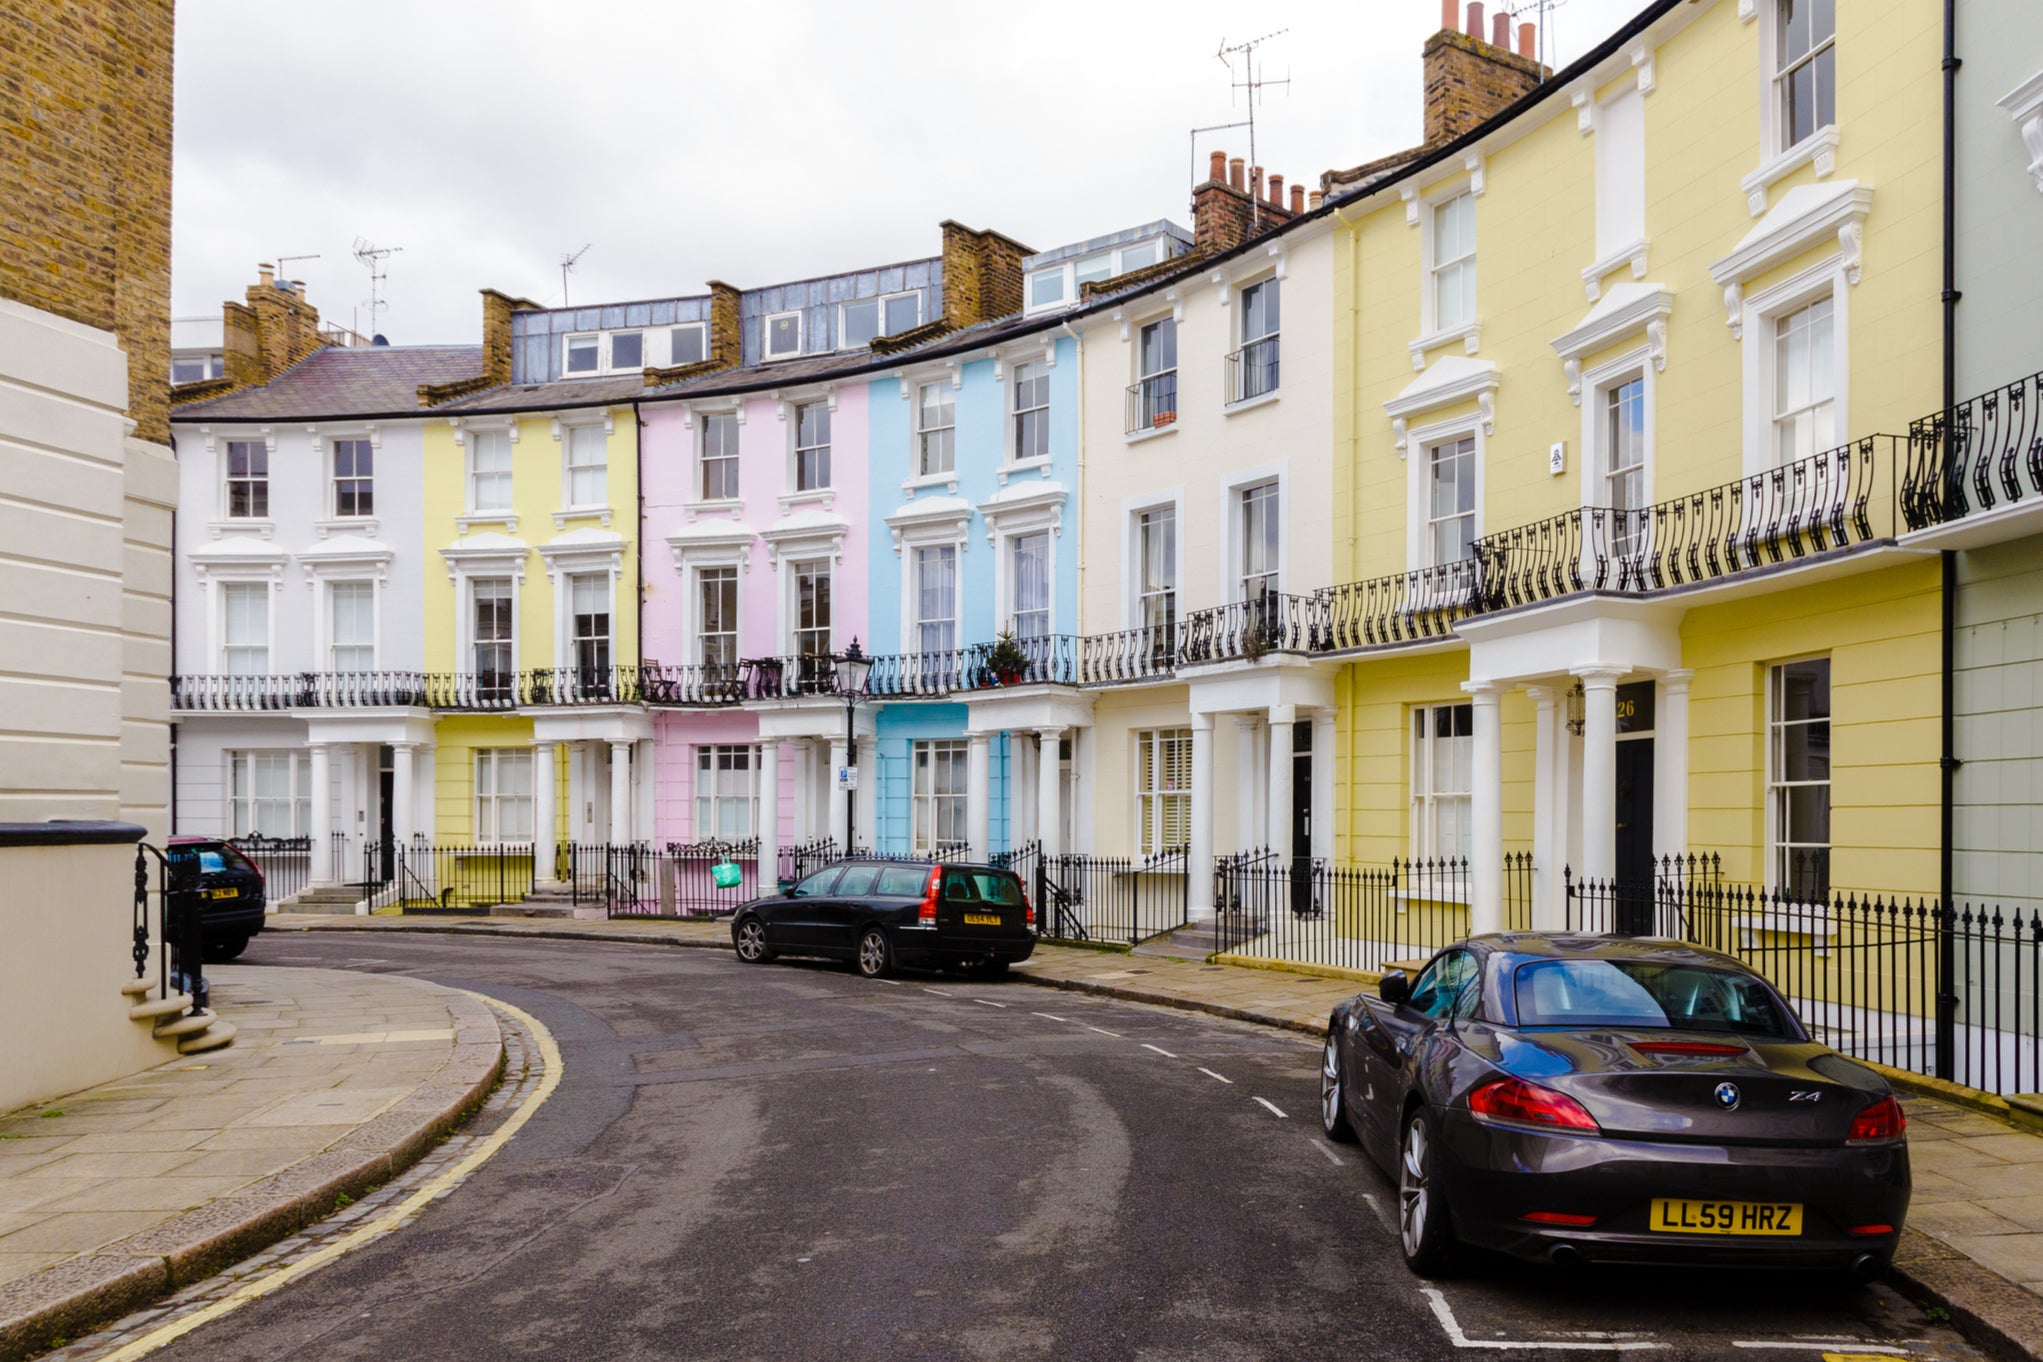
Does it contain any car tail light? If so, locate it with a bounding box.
[1847,1223,1895,1237]
[1468,1077,1601,1134]
[1847,1095,1906,1144]
[1628,1040,1745,1057]
[1022,889,1035,928]
[917,866,942,926]
[1522,1211,1598,1226]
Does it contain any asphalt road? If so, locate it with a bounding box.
[129,931,1976,1362]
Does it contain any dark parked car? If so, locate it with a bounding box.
[1320,934,1909,1277]
[730,860,1035,979]
[165,836,268,962]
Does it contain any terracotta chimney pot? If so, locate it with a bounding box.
[1467,2,1484,40]
[1268,173,1284,206]
[1440,0,1458,31]
[1229,157,1245,190]
[1291,184,1305,213]
[1519,21,1536,58]
[1209,149,1227,182]
[257,262,275,288]
[1493,11,1511,47]
[1309,189,1324,210]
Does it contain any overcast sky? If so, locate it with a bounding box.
[171,0,1647,345]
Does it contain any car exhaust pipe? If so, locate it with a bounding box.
[1550,1244,1582,1269]
[1849,1252,1880,1282]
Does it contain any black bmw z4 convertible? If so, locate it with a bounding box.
[1320,934,1909,1277]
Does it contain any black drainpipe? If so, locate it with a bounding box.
[167,428,180,836]
[633,399,646,684]
[1935,0,1961,1079]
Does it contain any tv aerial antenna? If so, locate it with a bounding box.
[351,238,401,338]
[274,253,320,290]
[560,243,592,308]
[1216,29,1292,231]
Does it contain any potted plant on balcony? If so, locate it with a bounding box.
[1153,409,1176,429]
[986,629,1031,686]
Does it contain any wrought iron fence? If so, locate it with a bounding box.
[1226,336,1280,405]
[229,834,311,904]
[1026,847,1190,945]
[366,842,538,912]
[1212,852,1533,972]
[141,842,210,1015]
[1126,372,1178,433]
[567,839,765,918]
[1901,371,2043,531]
[1566,856,2043,1097]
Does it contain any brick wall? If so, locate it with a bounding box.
[1423,28,1545,146]
[941,222,1033,328]
[1194,153,1301,253]
[0,0,176,444]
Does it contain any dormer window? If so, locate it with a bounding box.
[765,311,803,360]
[1028,269,1068,311]
[1073,253,1114,291]
[671,324,707,367]
[609,331,643,370]
[1024,234,1182,314]
[566,334,599,374]
[840,293,922,349]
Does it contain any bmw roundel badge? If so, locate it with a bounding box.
[1714,1082,1741,1111]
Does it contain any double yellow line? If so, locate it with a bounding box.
[101,993,563,1361]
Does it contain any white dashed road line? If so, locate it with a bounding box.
[1254,1097,1288,1119]
[874,978,901,986]
[1198,1067,1233,1084]
[924,987,953,996]
[1140,1043,1178,1058]
[1728,1344,1912,1353]
[973,999,1007,1008]
[1087,1025,1123,1038]
[1031,1012,1067,1022]
[1311,1139,1344,1167]
[1423,1287,1664,1352]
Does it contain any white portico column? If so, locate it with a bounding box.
[1188,712,1216,919]
[392,742,417,846]
[855,736,878,852]
[308,742,333,884]
[1036,727,1065,859]
[966,734,992,861]
[534,741,559,882]
[1268,705,1296,860]
[1526,687,1561,929]
[635,739,656,844]
[827,735,851,849]
[756,740,782,883]
[1577,668,1624,884]
[1311,708,1336,864]
[608,741,632,845]
[1234,716,1259,850]
[1655,670,1693,867]
[1464,682,1505,934]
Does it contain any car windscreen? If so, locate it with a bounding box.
[1512,958,1799,1038]
[940,870,1023,906]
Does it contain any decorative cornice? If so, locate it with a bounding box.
[1708,180,1872,291]
[1999,70,2043,194]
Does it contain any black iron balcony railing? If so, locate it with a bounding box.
[641,661,749,707]
[1317,559,1479,653]
[745,653,842,701]
[1078,622,1182,686]
[1901,371,2043,532]
[1179,591,1321,665]
[1226,335,1280,405]
[172,671,431,711]
[1126,372,1178,434]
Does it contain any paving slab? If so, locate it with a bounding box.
[0,966,502,1361]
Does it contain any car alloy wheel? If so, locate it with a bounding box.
[857,927,891,979]
[1321,1034,1356,1142]
[734,918,772,963]
[1398,1109,1458,1276]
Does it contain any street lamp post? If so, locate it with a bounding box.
[836,639,872,854]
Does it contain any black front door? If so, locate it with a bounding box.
[1290,720,1316,915]
[377,745,395,885]
[1614,738,1655,934]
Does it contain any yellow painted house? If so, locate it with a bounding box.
[421,400,647,862]
[1321,0,1945,929]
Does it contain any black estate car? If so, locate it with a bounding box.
[165,836,268,962]
[730,860,1035,979]
[1320,934,1909,1278]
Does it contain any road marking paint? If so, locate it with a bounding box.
[1254,1097,1288,1119]
[973,999,1007,1008]
[1729,1347,1911,1355]
[1311,1139,1344,1167]
[99,990,563,1362]
[924,988,953,996]
[1361,1191,1396,1233]
[874,978,902,986]
[1031,1012,1067,1022]
[1086,1025,1123,1037]
[1198,1068,1233,1084]
[1140,1043,1177,1058]
[1422,1288,1664,1351]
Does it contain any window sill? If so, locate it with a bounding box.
[778,488,836,514]
[455,512,519,535]
[1125,420,1180,445]
[1223,389,1280,417]
[207,517,276,540]
[1741,125,1840,215]
[552,505,615,530]
[1407,319,1482,371]
[681,497,744,524]
[900,471,959,499]
[997,456,1053,485]
[313,516,378,540]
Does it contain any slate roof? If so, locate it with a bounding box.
[171,345,483,422]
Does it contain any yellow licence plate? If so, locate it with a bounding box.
[1650,1198,1802,1236]
[962,913,1001,926]
[208,887,238,900]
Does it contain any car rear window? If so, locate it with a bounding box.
[876,866,932,896]
[1513,959,1798,1038]
[198,851,228,874]
[940,870,1023,906]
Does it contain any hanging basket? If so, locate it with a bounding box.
[711,859,744,890]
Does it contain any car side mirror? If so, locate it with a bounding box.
[1378,970,1410,1006]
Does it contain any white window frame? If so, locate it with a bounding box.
[1007,529,1052,642]
[1120,490,1183,632]
[608,330,645,372]
[837,291,922,351]
[1737,263,1850,478]
[1220,463,1286,607]
[694,563,741,674]
[667,322,708,368]
[790,398,832,495]
[466,574,518,693]
[474,748,536,846]
[216,577,274,676]
[1134,727,1192,857]
[909,542,960,657]
[463,426,516,524]
[558,420,610,521]
[1231,274,1282,407]
[915,380,956,480]
[786,557,833,659]
[910,739,970,855]
[222,436,270,520]
[225,750,311,839]
[329,435,376,521]
[1010,359,1052,468]
[1743,0,1842,213]
[694,744,761,840]
[1765,654,1832,903]
[1400,412,1486,575]
[439,537,527,686]
[1410,701,1474,863]
[692,407,743,507]
[1769,295,1839,468]
[763,310,803,360]
[1023,238,1177,316]
[323,577,379,674]
[1424,188,1478,343]
[978,483,1065,642]
[1581,356,1654,565]
[564,333,601,376]
[563,569,614,680]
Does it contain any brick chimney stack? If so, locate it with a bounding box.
[1193,148,1304,253]
[1423,0,1548,146]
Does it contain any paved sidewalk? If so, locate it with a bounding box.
[0,966,502,1358]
